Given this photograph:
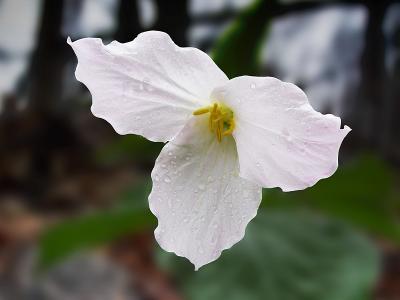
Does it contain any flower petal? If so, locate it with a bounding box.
[212,76,351,192]
[68,31,228,142]
[149,115,261,270]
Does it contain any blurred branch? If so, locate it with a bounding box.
[192,1,338,24]
[193,0,398,25]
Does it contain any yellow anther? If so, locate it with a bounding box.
[192,102,235,142]
[193,107,210,115]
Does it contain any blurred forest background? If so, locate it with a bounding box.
[0,0,400,299]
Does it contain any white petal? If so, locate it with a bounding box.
[68,31,228,142]
[148,115,261,270]
[212,76,351,192]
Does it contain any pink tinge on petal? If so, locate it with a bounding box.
[212,76,351,192]
[148,116,262,270]
[68,31,228,142]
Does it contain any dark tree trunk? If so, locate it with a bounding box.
[384,8,400,163]
[154,0,189,46]
[26,0,70,114]
[345,1,390,152]
[115,0,142,42]
[0,0,87,208]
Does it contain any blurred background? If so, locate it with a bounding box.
[0,0,399,299]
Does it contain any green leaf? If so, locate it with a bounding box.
[38,183,155,269]
[158,210,378,300]
[211,0,273,78]
[95,135,163,166]
[262,155,400,243]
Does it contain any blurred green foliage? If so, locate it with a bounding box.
[158,210,378,300]
[38,156,390,275]
[263,155,400,243]
[38,183,155,269]
[95,135,163,166]
[211,0,271,78]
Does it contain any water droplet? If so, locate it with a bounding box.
[207,176,214,183]
[164,176,171,183]
[161,163,166,169]
[141,78,154,92]
[282,128,293,142]
[183,217,189,223]
[282,128,289,136]
[250,83,256,89]
[185,156,190,161]
[154,174,160,181]
[168,151,173,156]
[198,184,205,191]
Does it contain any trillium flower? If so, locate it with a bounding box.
[68,31,350,270]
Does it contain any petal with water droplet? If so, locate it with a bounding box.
[212,76,351,192]
[68,31,228,142]
[149,115,261,270]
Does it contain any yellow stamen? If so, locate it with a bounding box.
[192,102,235,142]
[193,107,210,115]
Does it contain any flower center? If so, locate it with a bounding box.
[193,103,235,142]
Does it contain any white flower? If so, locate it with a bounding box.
[68,31,351,270]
